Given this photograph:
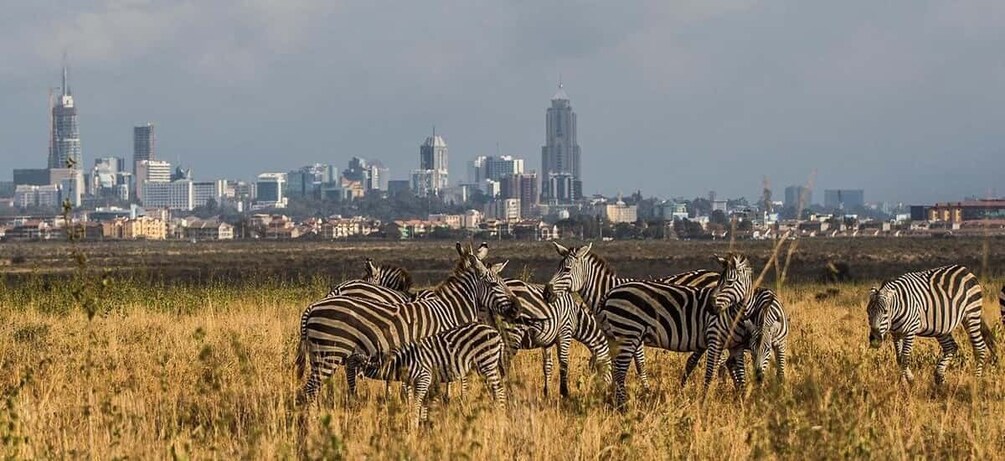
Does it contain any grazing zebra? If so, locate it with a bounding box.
[359,245,612,397]
[360,323,506,428]
[589,254,752,406]
[295,243,522,404]
[542,242,731,391]
[747,288,789,382]
[867,265,995,384]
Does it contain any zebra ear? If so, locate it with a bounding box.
[476,242,489,261]
[490,260,509,274]
[713,254,727,267]
[363,258,377,277]
[467,254,487,275]
[575,242,593,258]
[552,241,570,256]
[455,242,467,257]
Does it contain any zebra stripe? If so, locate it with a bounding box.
[999,284,1005,325]
[867,265,995,384]
[294,245,522,404]
[361,323,506,427]
[591,254,753,407]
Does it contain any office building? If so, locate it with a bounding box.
[133,124,155,173]
[256,173,287,208]
[541,83,582,203]
[49,65,82,171]
[784,185,813,211]
[414,133,448,195]
[193,180,227,208]
[499,172,539,218]
[824,189,865,210]
[142,180,194,210]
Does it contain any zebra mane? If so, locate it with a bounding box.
[580,249,618,277]
[380,264,413,292]
[433,257,475,293]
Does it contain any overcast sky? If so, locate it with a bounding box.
[1,1,1003,204]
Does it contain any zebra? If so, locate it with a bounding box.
[541,242,731,391]
[589,254,753,406]
[294,243,523,404]
[500,279,612,397]
[747,288,789,383]
[867,265,996,385]
[360,323,506,428]
[358,245,612,398]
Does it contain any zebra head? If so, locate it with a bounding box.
[456,242,523,321]
[362,258,413,293]
[543,242,593,303]
[712,253,753,313]
[867,285,893,348]
[751,312,779,382]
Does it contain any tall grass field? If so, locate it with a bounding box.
[2,241,1004,459]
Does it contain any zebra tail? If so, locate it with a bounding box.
[295,333,308,379]
[981,318,998,364]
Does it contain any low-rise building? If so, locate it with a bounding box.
[184,218,234,240]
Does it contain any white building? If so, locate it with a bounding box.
[485,198,521,222]
[14,185,61,208]
[193,180,227,208]
[605,198,638,224]
[256,173,287,208]
[136,160,172,201]
[142,180,194,211]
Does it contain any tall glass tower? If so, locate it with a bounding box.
[49,65,82,170]
[541,83,581,203]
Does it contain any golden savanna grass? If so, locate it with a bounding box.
[3,276,1005,459]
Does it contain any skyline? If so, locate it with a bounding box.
[1,2,1003,204]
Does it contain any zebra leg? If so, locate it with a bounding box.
[964,314,990,378]
[774,342,786,381]
[934,334,959,385]
[479,364,507,409]
[633,346,650,390]
[892,336,904,367]
[726,348,746,389]
[898,334,915,384]
[703,341,724,397]
[541,347,554,397]
[680,350,705,387]
[612,338,639,410]
[345,364,358,401]
[558,333,572,398]
[412,371,432,429]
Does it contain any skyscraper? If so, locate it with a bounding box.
[49,65,82,171]
[413,132,448,196]
[541,83,581,204]
[134,123,155,173]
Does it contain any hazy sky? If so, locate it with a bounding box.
[1,1,1003,204]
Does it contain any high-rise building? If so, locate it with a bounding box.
[824,189,865,210]
[541,83,581,204]
[783,185,812,212]
[142,180,194,211]
[415,133,448,195]
[135,160,172,202]
[256,173,287,208]
[133,124,155,173]
[49,65,82,171]
[500,172,539,218]
[343,157,388,192]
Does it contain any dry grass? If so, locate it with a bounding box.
[3,278,1005,459]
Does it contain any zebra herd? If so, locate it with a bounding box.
[295,241,1005,425]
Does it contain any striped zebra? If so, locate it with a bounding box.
[359,245,612,397]
[867,265,996,384]
[542,242,728,390]
[501,279,612,397]
[294,243,523,404]
[591,254,753,406]
[748,288,789,382]
[360,323,506,428]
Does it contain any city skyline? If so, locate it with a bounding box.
[1,2,1003,204]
